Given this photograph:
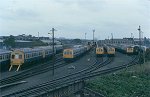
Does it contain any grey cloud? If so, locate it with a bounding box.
[0,0,149,39]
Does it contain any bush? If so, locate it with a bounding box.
[86,63,150,97]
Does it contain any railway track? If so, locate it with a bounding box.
[2,53,137,97]
[0,56,64,86]
[84,55,139,79]
[2,57,112,97]
[0,50,93,86]
[36,55,139,97]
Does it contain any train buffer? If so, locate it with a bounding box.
[9,64,21,71]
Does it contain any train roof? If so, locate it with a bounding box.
[13,45,63,53]
[0,49,11,54]
[13,48,43,53]
[64,45,86,51]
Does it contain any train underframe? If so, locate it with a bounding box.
[1,60,10,71]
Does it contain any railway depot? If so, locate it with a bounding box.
[0,38,149,97]
[0,0,150,96]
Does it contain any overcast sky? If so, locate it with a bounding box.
[0,0,150,40]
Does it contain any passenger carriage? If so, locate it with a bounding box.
[0,49,11,71]
[9,45,63,71]
[63,45,89,62]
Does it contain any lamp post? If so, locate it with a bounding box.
[48,28,56,76]
[85,33,87,40]
[131,33,133,38]
[111,33,113,44]
[93,29,95,46]
[93,30,95,43]
[38,32,39,39]
[138,26,142,65]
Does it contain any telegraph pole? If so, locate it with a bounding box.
[49,28,56,76]
[131,33,133,38]
[138,26,142,65]
[38,32,39,39]
[85,33,87,40]
[93,29,95,45]
[111,33,113,44]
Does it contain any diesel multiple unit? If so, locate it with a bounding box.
[63,45,91,62]
[9,45,63,71]
[96,45,115,57]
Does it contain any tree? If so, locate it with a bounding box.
[3,35,15,48]
[30,39,47,47]
[72,39,82,44]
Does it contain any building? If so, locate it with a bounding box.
[0,39,4,49]
[98,38,134,44]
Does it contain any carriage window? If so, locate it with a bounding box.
[40,52,42,55]
[19,55,22,59]
[6,55,9,59]
[32,53,34,57]
[2,55,4,60]
[25,54,27,58]
[0,55,2,60]
[12,55,15,59]
[33,53,35,56]
[29,54,31,58]
[26,54,28,58]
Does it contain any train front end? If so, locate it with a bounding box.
[126,47,134,55]
[63,49,74,62]
[96,47,105,57]
[107,47,115,57]
[10,50,24,66]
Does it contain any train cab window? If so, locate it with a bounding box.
[69,52,72,55]
[15,54,19,59]
[65,52,68,55]
[66,52,68,55]
[19,55,22,59]
[67,52,69,55]
[12,55,15,59]
[68,52,70,55]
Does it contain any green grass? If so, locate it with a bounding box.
[86,62,150,97]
